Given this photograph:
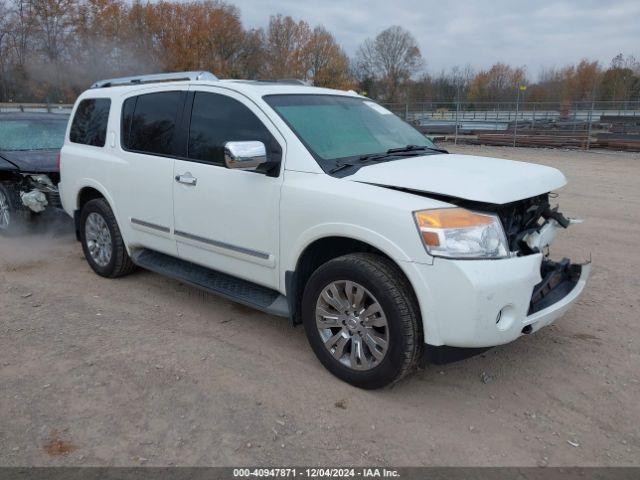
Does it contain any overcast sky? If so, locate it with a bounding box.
[229,0,640,78]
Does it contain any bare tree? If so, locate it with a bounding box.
[7,0,35,67]
[0,0,10,99]
[264,14,312,80]
[304,26,351,88]
[467,63,527,103]
[236,28,266,79]
[355,25,423,102]
[600,54,640,102]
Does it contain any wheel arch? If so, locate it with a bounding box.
[285,234,419,327]
[74,184,117,241]
[0,170,20,183]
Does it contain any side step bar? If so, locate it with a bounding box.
[131,249,289,317]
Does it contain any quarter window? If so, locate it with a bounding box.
[122,91,183,156]
[70,98,110,147]
[188,92,275,165]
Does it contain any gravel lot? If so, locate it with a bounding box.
[1,146,639,467]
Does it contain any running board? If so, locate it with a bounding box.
[131,249,289,317]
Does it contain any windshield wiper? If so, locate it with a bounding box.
[359,145,448,163]
[330,144,448,174]
[329,162,357,174]
[386,144,448,154]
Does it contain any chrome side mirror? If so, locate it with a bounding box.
[224,141,267,171]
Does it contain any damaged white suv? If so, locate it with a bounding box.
[60,71,590,389]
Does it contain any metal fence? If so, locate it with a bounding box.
[0,102,73,113]
[381,100,640,149]
[383,100,640,121]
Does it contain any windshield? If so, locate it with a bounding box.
[264,94,438,171]
[0,119,68,150]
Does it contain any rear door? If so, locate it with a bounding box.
[115,89,187,256]
[172,87,285,289]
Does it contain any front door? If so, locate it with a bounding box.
[172,88,285,289]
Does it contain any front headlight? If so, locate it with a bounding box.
[414,208,509,259]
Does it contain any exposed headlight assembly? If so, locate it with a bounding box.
[414,208,509,259]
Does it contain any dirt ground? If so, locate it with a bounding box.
[1,145,639,467]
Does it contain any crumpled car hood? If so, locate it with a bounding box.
[0,149,59,173]
[346,153,567,204]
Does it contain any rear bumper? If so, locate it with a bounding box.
[404,254,590,348]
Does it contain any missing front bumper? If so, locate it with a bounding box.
[529,258,586,315]
[422,258,591,364]
[524,259,591,335]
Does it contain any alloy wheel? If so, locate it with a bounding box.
[315,280,389,370]
[85,212,113,267]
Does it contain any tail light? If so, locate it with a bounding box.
[56,151,61,171]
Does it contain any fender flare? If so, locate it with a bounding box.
[284,222,414,275]
[73,179,120,241]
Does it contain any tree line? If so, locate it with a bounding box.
[0,0,639,105]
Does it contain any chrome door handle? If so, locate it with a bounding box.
[175,172,197,186]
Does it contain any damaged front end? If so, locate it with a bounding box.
[478,193,590,318]
[420,190,590,321]
[19,174,60,213]
[0,171,60,232]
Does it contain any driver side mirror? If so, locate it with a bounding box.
[224,141,267,171]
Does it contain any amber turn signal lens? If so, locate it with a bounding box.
[415,208,494,229]
[420,231,440,246]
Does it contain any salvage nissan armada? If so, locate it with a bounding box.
[59,71,590,389]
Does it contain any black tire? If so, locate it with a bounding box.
[0,183,31,235]
[301,253,423,389]
[79,198,136,278]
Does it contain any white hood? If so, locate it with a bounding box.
[347,154,567,204]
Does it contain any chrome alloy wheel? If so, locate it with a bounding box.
[315,280,389,370]
[85,212,113,267]
[0,189,10,230]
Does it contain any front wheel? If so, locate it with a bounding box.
[0,183,31,235]
[301,253,423,389]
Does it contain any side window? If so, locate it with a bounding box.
[188,92,275,165]
[122,91,182,156]
[70,98,110,147]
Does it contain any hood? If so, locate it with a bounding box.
[346,153,567,205]
[0,149,59,173]
[0,157,18,171]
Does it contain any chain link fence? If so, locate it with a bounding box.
[382,100,640,150]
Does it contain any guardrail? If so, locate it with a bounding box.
[0,103,73,113]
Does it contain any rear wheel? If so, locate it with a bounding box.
[80,198,135,278]
[302,253,423,389]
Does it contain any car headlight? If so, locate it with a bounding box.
[414,208,509,259]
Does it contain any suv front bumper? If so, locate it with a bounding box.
[405,253,590,348]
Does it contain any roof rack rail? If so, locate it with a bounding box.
[272,78,309,85]
[90,71,218,89]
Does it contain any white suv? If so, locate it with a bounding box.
[60,71,590,388]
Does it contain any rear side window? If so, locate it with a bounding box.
[70,98,110,147]
[122,91,182,156]
[188,92,274,165]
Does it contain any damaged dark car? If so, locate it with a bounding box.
[0,112,68,233]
